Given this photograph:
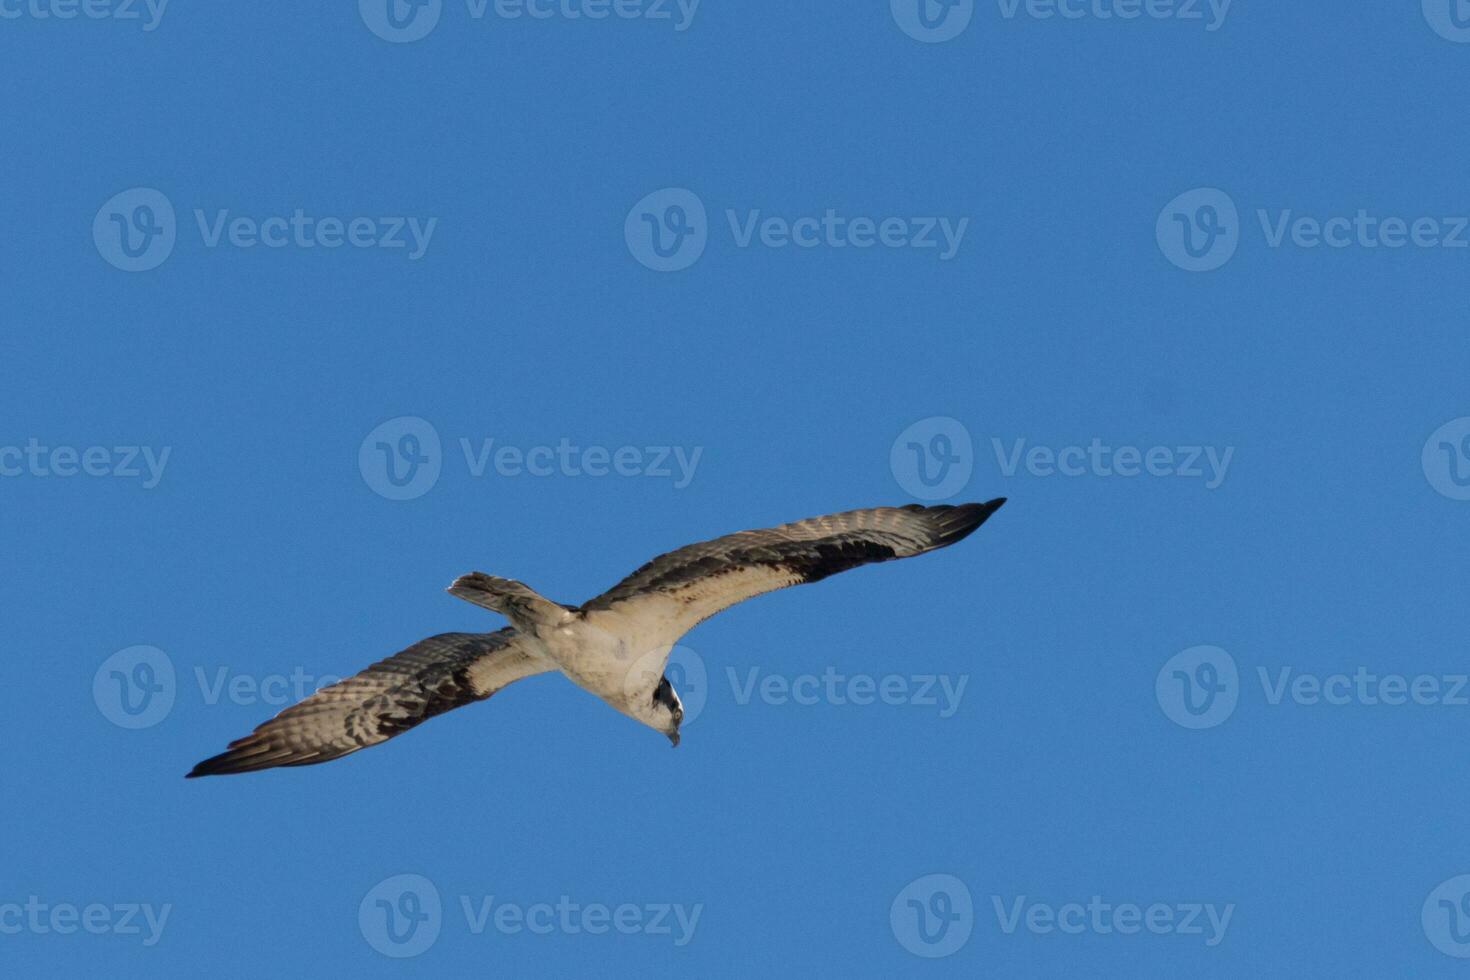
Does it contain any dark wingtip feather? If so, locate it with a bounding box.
[186,732,316,779]
[927,497,1006,547]
[185,741,259,779]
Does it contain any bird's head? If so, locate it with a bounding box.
[651,674,684,748]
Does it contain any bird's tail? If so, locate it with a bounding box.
[447,572,572,630]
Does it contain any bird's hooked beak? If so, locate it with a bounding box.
[667,729,680,748]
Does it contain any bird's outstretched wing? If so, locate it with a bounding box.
[578,500,1005,650]
[186,629,551,778]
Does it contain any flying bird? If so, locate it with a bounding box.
[187,500,1006,777]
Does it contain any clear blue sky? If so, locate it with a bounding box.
[5,2,1470,976]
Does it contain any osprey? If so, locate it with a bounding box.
[187,500,1005,777]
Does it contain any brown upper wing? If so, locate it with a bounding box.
[577,500,1005,647]
[186,628,550,777]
